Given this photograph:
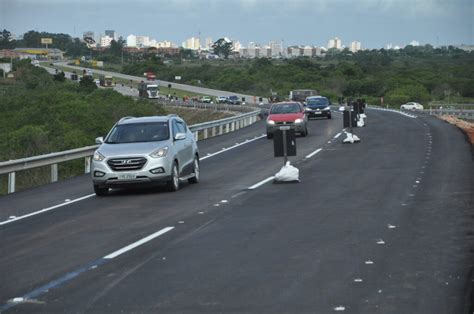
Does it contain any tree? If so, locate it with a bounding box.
[0,29,15,49]
[212,38,233,59]
[109,37,126,57]
[78,75,97,93]
[53,71,66,82]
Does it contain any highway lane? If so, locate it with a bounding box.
[1,110,472,313]
[0,118,270,222]
[0,113,343,305]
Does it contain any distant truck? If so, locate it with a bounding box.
[144,71,156,81]
[99,74,114,87]
[289,89,318,102]
[138,82,160,99]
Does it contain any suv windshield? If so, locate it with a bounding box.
[105,122,169,143]
[306,98,328,106]
[270,103,301,114]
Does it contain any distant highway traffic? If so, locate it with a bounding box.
[45,62,268,104]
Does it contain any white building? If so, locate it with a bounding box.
[136,36,150,47]
[127,34,137,47]
[205,37,213,51]
[182,37,201,50]
[232,41,242,52]
[288,46,302,58]
[303,46,313,57]
[314,47,323,56]
[105,30,117,41]
[327,37,342,50]
[261,47,271,58]
[350,41,361,53]
[269,41,283,58]
[100,35,113,47]
[157,41,176,48]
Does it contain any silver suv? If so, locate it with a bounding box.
[91,115,199,196]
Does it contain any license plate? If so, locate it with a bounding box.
[118,174,136,180]
[314,112,322,115]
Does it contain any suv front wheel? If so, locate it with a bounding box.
[94,185,109,196]
[188,156,200,184]
[166,161,180,192]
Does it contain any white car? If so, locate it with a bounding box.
[401,102,423,110]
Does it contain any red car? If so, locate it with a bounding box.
[266,102,308,139]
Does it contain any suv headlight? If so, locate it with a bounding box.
[93,151,105,162]
[267,119,275,125]
[324,106,330,110]
[150,146,168,158]
[295,118,303,124]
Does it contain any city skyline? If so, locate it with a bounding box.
[1,0,472,49]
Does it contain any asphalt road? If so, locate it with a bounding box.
[0,110,472,313]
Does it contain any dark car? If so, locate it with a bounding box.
[228,95,241,105]
[304,96,332,119]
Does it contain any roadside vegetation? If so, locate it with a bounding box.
[118,47,474,107]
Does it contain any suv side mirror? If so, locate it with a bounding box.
[95,136,104,144]
[174,133,186,141]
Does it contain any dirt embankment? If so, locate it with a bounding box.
[438,116,474,144]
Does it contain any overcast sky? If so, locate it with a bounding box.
[1,0,472,48]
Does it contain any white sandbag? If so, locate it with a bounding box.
[357,117,365,127]
[343,132,360,143]
[274,161,299,182]
[360,113,367,119]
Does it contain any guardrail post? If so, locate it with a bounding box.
[225,123,230,133]
[231,122,235,132]
[219,125,223,135]
[212,127,216,137]
[51,163,58,182]
[194,131,199,142]
[8,172,15,194]
[85,156,91,173]
[203,128,208,139]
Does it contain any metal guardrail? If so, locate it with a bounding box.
[424,109,474,120]
[368,106,474,120]
[0,108,262,194]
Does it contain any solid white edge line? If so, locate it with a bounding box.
[200,135,266,160]
[334,132,342,139]
[305,148,323,159]
[248,176,275,190]
[104,226,175,259]
[0,194,96,226]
